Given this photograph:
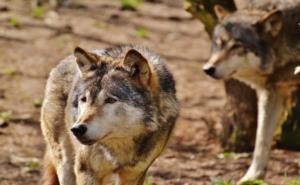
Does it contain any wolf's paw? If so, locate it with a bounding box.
[237,170,265,185]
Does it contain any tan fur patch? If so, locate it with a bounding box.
[79,106,98,124]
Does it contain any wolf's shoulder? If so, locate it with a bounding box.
[46,55,79,98]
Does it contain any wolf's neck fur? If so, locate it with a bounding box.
[78,131,157,184]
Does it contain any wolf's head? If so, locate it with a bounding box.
[70,47,159,145]
[203,5,283,79]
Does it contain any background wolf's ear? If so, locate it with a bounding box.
[214,5,230,21]
[257,10,283,38]
[74,47,98,75]
[123,49,151,88]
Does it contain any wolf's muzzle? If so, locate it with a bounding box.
[71,124,87,137]
[203,65,216,76]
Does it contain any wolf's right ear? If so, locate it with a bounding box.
[74,47,98,75]
[214,5,230,20]
[257,10,283,38]
[122,49,151,89]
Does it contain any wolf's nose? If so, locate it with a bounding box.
[71,124,87,137]
[203,65,216,76]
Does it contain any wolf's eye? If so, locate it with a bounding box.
[231,43,242,50]
[80,96,87,103]
[105,97,117,104]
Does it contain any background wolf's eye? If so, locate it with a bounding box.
[105,97,117,104]
[80,96,87,103]
[231,43,242,50]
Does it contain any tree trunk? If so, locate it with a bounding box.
[221,80,257,152]
[278,87,300,151]
[184,0,236,36]
[185,0,300,152]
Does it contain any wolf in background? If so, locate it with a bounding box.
[41,45,178,185]
[203,2,300,184]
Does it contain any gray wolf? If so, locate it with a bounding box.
[41,45,178,185]
[203,3,300,184]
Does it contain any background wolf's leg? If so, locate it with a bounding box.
[239,89,284,183]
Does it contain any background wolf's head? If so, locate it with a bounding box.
[70,47,160,145]
[203,5,283,80]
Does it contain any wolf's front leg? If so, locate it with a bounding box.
[76,172,99,185]
[55,139,76,185]
[75,160,100,185]
[239,89,284,184]
[56,162,76,185]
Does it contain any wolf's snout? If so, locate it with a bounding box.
[71,124,87,137]
[203,64,216,76]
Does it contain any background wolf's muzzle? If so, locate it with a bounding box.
[203,64,216,76]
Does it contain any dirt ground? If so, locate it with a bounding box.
[0,0,300,185]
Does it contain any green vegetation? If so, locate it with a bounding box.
[27,161,40,170]
[143,176,153,185]
[217,152,235,159]
[136,27,149,38]
[286,177,300,185]
[34,98,43,108]
[9,17,21,28]
[241,179,268,185]
[210,177,232,185]
[33,6,47,19]
[0,111,12,125]
[120,0,143,11]
[210,178,268,185]
[1,68,17,76]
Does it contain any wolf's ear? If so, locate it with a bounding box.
[257,10,283,38]
[74,47,98,75]
[123,49,151,88]
[214,5,230,20]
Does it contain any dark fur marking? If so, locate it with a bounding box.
[72,93,79,108]
[158,66,176,94]
[134,132,156,158]
[79,162,88,172]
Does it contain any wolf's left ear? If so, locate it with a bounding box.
[257,10,283,38]
[74,47,98,75]
[123,49,151,88]
[214,5,230,21]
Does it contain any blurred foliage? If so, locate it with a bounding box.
[9,17,21,28]
[210,177,232,185]
[136,27,149,38]
[0,111,12,123]
[27,161,40,170]
[33,6,47,18]
[184,0,236,36]
[1,68,17,76]
[34,98,43,108]
[241,180,268,185]
[217,152,235,159]
[120,0,143,11]
[143,176,153,185]
[287,177,300,185]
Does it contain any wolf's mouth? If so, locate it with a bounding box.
[78,138,96,145]
[229,70,237,77]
